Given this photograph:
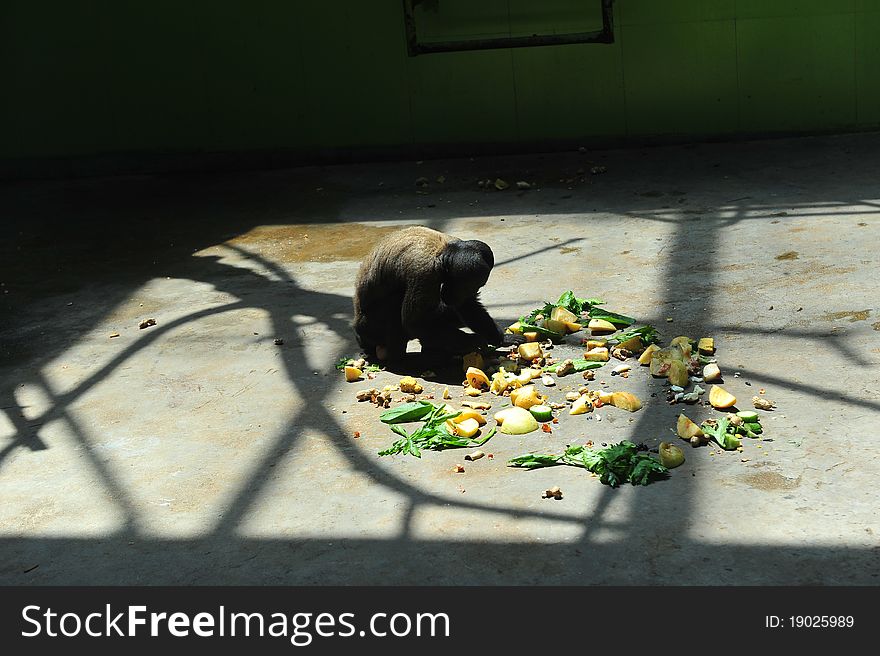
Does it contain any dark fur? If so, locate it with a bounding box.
[353,227,503,361]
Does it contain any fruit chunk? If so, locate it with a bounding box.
[550,306,578,324]
[445,417,480,438]
[659,442,685,468]
[344,366,363,382]
[399,376,423,394]
[585,339,607,349]
[616,335,644,353]
[736,410,759,422]
[507,322,523,334]
[494,407,540,434]
[583,347,609,362]
[610,391,642,412]
[454,410,487,425]
[510,385,541,409]
[702,362,721,382]
[670,336,693,358]
[638,343,660,365]
[465,367,490,390]
[518,342,543,361]
[697,337,715,355]
[588,318,616,334]
[569,394,594,415]
[667,360,689,387]
[676,414,705,440]
[563,321,583,333]
[542,318,569,335]
[708,385,737,409]
[523,331,540,342]
[490,369,510,395]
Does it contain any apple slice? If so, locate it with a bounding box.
[708,385,737,409]
[494,407,539,434]
[676,414,704,440]
[588,318,616,334]
[610,391,642,412]
[638,343,659,365]
[518,342,543,361]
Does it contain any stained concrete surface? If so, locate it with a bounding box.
[1,133,879,585]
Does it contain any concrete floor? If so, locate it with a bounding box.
[1,133,879,585]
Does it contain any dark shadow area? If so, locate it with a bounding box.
[1,133,879,584]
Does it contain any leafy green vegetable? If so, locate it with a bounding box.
[507,441,668,487]
[523,291,604,325]
[335,356,382,372]
[506,453,565,469]
[555,291,593,315]
[609,325,659,346]
[541,359,606,373]
[629,456,669,486]
[587,307,635,327]
[379,401,436,424]
[378,403,494,457]
[700,417,741,450]
[516,320,564,340]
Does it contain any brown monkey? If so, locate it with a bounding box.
[353,226,504,362]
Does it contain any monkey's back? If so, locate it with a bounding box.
[354,226,454,313]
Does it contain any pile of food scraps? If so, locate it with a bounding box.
[337,291,777,491]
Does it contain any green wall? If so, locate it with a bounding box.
[2,1,879,168]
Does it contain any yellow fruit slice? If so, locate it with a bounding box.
[588,318,616,334]
[676,414,704,440]
[446,417,480,438]
[550,306,578,324]
[494,407,539,434]
[465,367,490,390]
[708,385,737,409]
[610,391,642,412]
[667,360,689,387]
[454,410,487,426]
[510,385,541,409]
[698,337,715,355]
[542,319,568,334]
[638,343,659,365]
[518,342,543,361]
[583,347,609,362]
[569,394,594,415]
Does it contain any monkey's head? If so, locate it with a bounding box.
[439,239,494,306]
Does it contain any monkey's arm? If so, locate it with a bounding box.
[454,297,504,346]
[401,282,483,353]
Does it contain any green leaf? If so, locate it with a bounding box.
[509,441,669,487]
[612,325,659,346]
[555,291,588,315]
[507,453,563,469]
[588,307,635,326]
[629,456,669,486]
[335,356,381,372]
[700,417,741,450]
[542,358,606,373]
[379,401,436,424]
